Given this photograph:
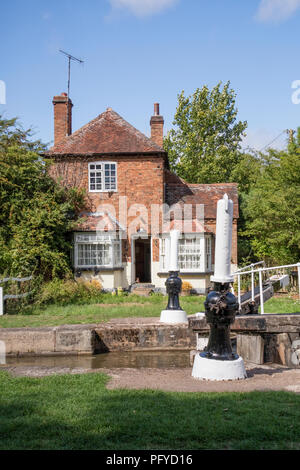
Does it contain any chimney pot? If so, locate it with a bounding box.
[154,103,160,116]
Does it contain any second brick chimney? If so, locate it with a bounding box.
[52,93,73,145]
[150,103,164,148]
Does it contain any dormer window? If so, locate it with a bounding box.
[88,162,117,192]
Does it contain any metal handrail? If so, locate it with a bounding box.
[232,262,300,314]
[233,262,299,277]
[233,261,265,274]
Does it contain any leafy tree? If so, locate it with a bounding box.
[163,82,262,264]
[164,81,247,183]
[243,135,300,264]
[0,116,85,279]
[228,151,264,263]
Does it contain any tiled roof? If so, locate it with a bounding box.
[47,108,165,155]
[164,170,239,219]
[161,219,213,233]
[75,211,124,232]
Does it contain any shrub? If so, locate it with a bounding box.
[34,278,104,307]
[79,279,103,291]
[181,281,193,291]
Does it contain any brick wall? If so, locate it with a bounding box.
[150,103,164,148]
[150,117,164,147]
[49,156,238,267]
[49,155,165,262]
[52,94,73,145]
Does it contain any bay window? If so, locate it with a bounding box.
[74,233,122,269]
[159,233,212,272]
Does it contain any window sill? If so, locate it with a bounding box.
[88,190,118,193]
[157,271,213,276]
[74,266,124,271]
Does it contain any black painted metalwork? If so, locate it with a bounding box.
[201,282,239,361]
[165,271,183,311]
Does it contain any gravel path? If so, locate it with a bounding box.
[2,362,300,393]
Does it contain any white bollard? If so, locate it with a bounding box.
[0,287,3,316]
[168,230,180,272]
[160,229,187,324]
[0,341,6,364]
[211,194,234,284]
[192,194,247,381]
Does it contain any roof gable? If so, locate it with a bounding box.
[48,108,165,155]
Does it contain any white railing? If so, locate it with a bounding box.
[233,260,265,273]
[0,276,33,315]
[233,262,300,314]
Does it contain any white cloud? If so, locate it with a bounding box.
[109,0,178,17]
[256,0,300,23]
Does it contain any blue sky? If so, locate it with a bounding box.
[1,0,300,151]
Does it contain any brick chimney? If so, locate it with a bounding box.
[52,93,73,145]
[150,103,164,147]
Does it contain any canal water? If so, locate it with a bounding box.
[2,350,191,370]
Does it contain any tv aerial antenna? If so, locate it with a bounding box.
[59,49,84,99]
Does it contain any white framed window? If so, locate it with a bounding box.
[159,234,213,272]
[178,236,201,271]
[88,162,117,192]
[205,235,212,271]
[159,237,170,271]
[74,233,122,269]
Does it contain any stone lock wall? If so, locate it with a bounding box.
[0,320,196,357]
[190,314,300,368]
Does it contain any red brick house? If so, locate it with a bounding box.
[46,93,238,293]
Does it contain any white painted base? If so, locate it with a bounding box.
[160,309,188,324]
[192,354,247,381]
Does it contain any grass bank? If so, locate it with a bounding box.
[258,295,300,314]
[0,370,299,450]
[0,294,299,329]
[0,295,204,328]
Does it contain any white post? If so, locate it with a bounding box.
[168,230,180,272]
[237,273,241,309]
[251,264,255,302]
[298,263,300,300]
[192,193,247,381]
[0,287,3,316]
[259,268,264,315]
[0,341,5,364]
[160,229,187,324]
[211,194,234,284]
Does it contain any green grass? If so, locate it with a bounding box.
[0,295,205,328]
[0,294,299,329]
[259,295,300,314]
[0,370,299,450]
